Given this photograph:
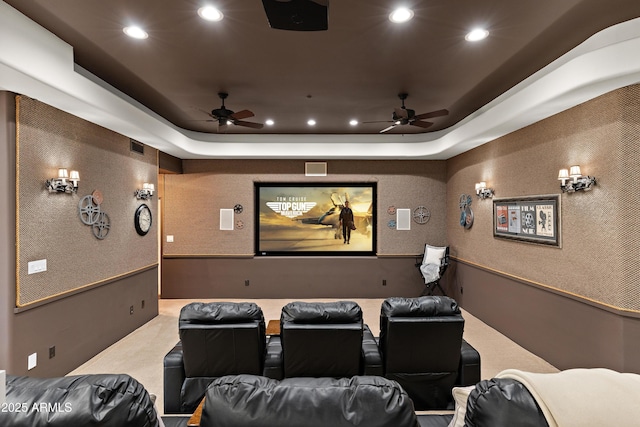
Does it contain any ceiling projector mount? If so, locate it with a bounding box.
[261,0,329,31]
[365,93,449,133]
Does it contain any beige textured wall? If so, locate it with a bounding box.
[447,85,640,311]
[16,96,158,307]
[163,159,447,256]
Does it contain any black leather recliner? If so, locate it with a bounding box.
[263,301,382,379]
[163,302,266,414]
[378,296,480,410]
[200,374,421,427]
[1,374,164,427]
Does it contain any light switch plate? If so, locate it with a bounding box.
[166,235,174,243]
[28,259,47,274]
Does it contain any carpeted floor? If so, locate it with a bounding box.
[68,298,558,416]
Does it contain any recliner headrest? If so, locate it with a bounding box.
[281,301,362,324]
[202,374,419,427]
[381,296,460,317]
[3,374,158,427]
[179,302,264,325]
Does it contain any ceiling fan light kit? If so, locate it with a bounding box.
[205,92,264,133]
[363,93,449,133]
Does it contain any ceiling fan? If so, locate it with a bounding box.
[203,92,264,132]
[365,93,448,133]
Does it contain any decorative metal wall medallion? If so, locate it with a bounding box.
[387,206,396,215]
[234,204,244,214]
[78,195,101,225]
[236,219,245,229]
[92,212,111,239]
[388,219,397,228]
[459,194,474,229]
[413,206,431,224]
[78,191,111,239]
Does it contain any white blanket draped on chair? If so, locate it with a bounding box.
[496,368,640,427]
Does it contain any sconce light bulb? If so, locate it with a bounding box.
[558,169,569,181]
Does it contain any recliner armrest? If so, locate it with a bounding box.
[457,339,481,386]
[163,342,186,414]
[362,324,383,376]
[263,335,283,380]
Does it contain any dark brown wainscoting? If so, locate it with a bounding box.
[9,267,159,376]
[451,259,640,374]
[161,256,431,299]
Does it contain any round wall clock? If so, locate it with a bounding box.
[134,204,152,236]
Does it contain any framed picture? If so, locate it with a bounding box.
[493,195,560,246]
[254,182,377,256]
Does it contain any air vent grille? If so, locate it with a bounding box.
[130,139,144,154]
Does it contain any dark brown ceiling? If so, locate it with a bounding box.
[5,0,640,135]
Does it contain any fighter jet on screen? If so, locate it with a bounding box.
[297,193,372,239]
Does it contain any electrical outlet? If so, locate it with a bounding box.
[49,346,56,359]
[141,300,145,309]
[166,235,174,243]
[130,305,134,315]
[245,280,250,286]
[382,279,387,286]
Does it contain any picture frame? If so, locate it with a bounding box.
[493,195,560,246]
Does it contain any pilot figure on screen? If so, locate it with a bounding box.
[339,200,355,244]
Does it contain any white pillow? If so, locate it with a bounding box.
[423,244,446,266]
[447,385,475,427]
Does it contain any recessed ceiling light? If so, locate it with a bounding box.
[307,119,316,126]
[265,119,274,126]
[389,7,414,23]
[198,6,224,22]
[349,119,358,126]
[123,26,148,39]
[465,28,489,42]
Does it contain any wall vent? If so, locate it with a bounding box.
[305,162,327,176]
[130,139,144,155]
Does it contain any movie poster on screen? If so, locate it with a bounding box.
[493,196,560,246]
[255,183,376,256]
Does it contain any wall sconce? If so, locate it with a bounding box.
[45,168,79,193]
[558,165,596,193]
[135,183,155,200]
[475,181,494,199]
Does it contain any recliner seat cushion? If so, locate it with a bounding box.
[201,375,420,427]
[2,374,160,427]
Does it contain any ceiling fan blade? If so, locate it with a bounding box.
[410,120,434,129]
[231,109,255,120]
[380,124,397,133]
[234,120,264,129]
[394,108,409,119]
[414,109,449,120]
